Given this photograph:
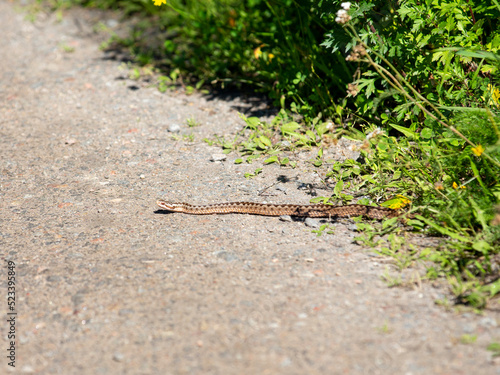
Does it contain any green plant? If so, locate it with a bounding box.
[59,43,75,53]
[376,321,392,334]
[311,223,335,236]
[171,133,195,142]
[376,234,420,271]
[186,117,200,127]
[381,268,403,287]
[487,342,500,357]
[320,0,500,124]
[460,334,478,345]
[244,167,263,179]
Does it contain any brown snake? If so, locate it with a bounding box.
[156,199,401,220]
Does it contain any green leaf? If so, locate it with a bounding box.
[420,128,434,139]
[415,215,469,242]
[487,342,500,356]
[281,121,301,134]
[468,196,489,231]
[316,122,328,137]
[288,132,309,143]
[472,240,491,253]
[306,130,316,141]
[234,158,243,164]
[481,279,500,297]
[382,217,399,229]
[259,135,272,148]
[407,219,425,229]
[264,155,279,164]
[243,116,261,130]
[334,180,344,196]
[388,123,418,139]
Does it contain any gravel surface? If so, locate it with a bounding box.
[1,2,499,374]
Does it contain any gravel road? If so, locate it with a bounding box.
[1,2,499,374]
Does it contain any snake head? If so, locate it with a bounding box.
[156,199,184,212]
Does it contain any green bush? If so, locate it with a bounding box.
[321,0,500,121]
[145,0,353,119]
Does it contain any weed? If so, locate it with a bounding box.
[59,43,75,53]
[244,168,263,179]
[171,133,195,142]
[376,321,392,334]
[311,223,335,237]
[186,117,200,128]
[487,342,500,357]
[381,268,403,287]
[460,334,478,345]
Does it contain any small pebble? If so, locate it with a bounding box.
[280,357,292,367]
[462,324,475,334]
[107,19,118,28]
[304,218,319,228]
[168,124,181,132]
[479,317,498,328]
[21,365,35,374]
[279,215,292,222]
[347,224,358,231]
[113,352,124,362]
[213,251,239,261]
[210,154,227,162]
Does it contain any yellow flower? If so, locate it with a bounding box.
[152,0,166,6]
[383,195,411,210]
[434,181,444,190]
[253,46,262,59]
[471,144,484,157]
[253,46,274,62]
[452,182,466,189]
[482,84,500,108]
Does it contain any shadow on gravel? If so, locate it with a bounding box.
[100,43,280,118]
[154,209,334,225]
[203,88,279,118]
[154,210,176,215]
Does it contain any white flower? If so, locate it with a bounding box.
[335,8,352,24]
[341,2,351,10]
[366,127,384,140]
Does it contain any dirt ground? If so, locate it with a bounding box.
[1,1,499,374]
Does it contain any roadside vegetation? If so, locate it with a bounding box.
[29,0,500,308]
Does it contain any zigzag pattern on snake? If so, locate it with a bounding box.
[156,199,400,220]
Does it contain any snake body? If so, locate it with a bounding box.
[156,199,400,220]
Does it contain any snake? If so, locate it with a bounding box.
[156,199,401,220]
